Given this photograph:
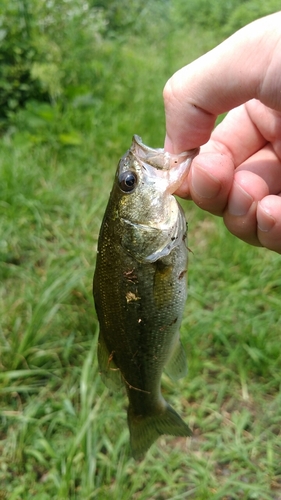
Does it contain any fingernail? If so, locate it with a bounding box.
[191,164,221,199]
[257,202,275,232]
[228,181,253,216]
[164,134,174,153]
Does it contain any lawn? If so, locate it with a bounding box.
[1,2,281,499]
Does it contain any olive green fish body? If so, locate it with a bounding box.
[93,136,198,459]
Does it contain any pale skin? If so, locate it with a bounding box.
[163,12,281,253]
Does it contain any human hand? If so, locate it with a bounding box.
[163,12,281,253]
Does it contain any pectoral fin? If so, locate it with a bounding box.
[165,339,187,381]
[97,332,123,390]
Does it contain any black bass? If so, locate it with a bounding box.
[93,135,198,459]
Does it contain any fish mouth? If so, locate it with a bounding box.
[131,135,199,171]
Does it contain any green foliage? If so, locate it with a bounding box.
[172,0,281,34]
[171,0,242,30]
[1,0,280,131]
[1,1,281,499]
[0,0,107,129]
[0,1,48,128]
[90,0,170,34]
[223,0,281,35]
[1,135,281,498]
[0,0,174,132]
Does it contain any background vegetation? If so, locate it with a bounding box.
[1,1,281,498]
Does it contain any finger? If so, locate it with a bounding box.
[223,170,269,246]
[257,195,281,253]
[177,139,281,214]
[163,13,281,153]
[236,143,281,194]
[177,109,281,201]
[206,102,267,164]
[203,101,281,166]
[176,153,234,216]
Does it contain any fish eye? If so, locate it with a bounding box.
[118,171,138,193]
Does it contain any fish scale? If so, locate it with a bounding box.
[93,135,199,459]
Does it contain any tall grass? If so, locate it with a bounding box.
[1,3,281,499]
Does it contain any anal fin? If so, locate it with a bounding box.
[97,332,123,390]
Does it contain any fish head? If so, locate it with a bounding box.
[111,135,199,262]
[115,135,198,224]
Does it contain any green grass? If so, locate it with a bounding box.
[1,17,281,500]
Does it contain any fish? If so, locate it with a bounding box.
[93,135,199,459]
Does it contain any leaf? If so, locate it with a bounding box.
[58,132,82,146]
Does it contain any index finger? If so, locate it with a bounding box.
[163,12,281,153]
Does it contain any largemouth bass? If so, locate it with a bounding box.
[93,135,199,459]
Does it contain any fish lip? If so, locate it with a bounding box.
[131,135,199,171]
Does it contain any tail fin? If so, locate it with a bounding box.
[128,403,192,460]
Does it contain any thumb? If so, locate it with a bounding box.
[163,12,281,153]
